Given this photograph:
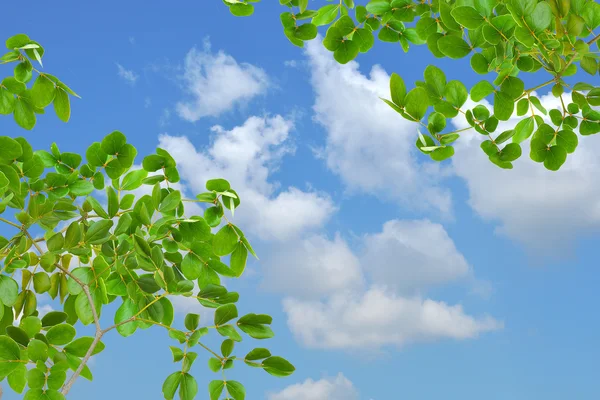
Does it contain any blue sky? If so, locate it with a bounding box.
[2,1,600,399]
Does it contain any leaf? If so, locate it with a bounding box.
[493,91,514,121]
[14,98,36,130]
[227,381,246,400]
[365,1,391,14]
[451,6,485,29]
[209,380,225,400]
[31,75,56,108]
[512,117,535,143]
[46,323,76,345]
[471,80,495,101]
[527,1,552,32]
[115,299,138,337]
[262,356,296,377]
[162,372,182,400]
[121,169,148,191]
[64,337,105,357]
[178,373,198,400]
[213,224,239,256]
[0,275,18,306]
[544,145,568,171]
[437,36,472,58]
[159,190,181,213]
[53,88,70,122]
[390,73,407,106]
[215,304,238,326]
[404,87,429,121]
[184,313,200,331]
[230,3,254,16]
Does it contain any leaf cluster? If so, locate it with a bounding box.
[227,0,600,171]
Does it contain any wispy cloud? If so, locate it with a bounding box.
[116,63,139,85]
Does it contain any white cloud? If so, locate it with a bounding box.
[451,92,600,255]
[268,373,359,400]
[305,40,452,216]
[363,219,470,292]
[263,219,500,350]
[284,60,298,68]
[159,115,335,240]
[129,36,135,45]
[116,63,139,85]
[262,233,364,298]
[284,287,501,350]
[176,39,269,122]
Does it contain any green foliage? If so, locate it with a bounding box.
[227,0,600,171]
[1,34,79,130]
[0,36,293,400]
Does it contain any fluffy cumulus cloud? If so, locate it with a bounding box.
[363,219,470,292]
[305,40,452,216]
[158,115,335,240]
[267,373,359,400]
[264,219,500,350]
[451,93,600,254]
[284,287,500,350]
[262,233,364,299]
[176,39,269,122]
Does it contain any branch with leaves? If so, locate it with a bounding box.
[226,0,600,171]
[1,34,80,130]
[0,35,294,400]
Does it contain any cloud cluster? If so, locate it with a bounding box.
[176,39,269,122]
[306,40,452,216]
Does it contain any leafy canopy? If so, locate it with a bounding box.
[225,0,600,171]
[1,34,79,130]
[0,34,294,400]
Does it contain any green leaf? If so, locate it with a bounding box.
[0,275,18,306]
[230,3,254,16]
[366,1,391,14]
[544,145,567,171]
[213,224,239,256]
[556,130,578,153]
[215,304,238,326]
[445,80,468,108]
[312,4,340,25]
[8,364,27,393]
[493,91,514,121]
[46,323,76,345]
[26,339,48,362]
[227,381,246,400]
[121,169,148,191]
[115,299,138,337]
[53,89,70,122]
[262,356,296,377]
[404,87,429,121]
[390,73,406,106]
[64,337,105,357]
[184,313,200,331]
[527,1,552,32]
[14,98,36,130]
[512,117,535,143]
[159,190,181,213]
[451,6,485,29]
[430,146,455,161]
[333,39,360,64]
[162,371,182,400]
[437,36,472,59]
[471,80,495,101]
[209,380,225,400]
[31,75,56,108]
